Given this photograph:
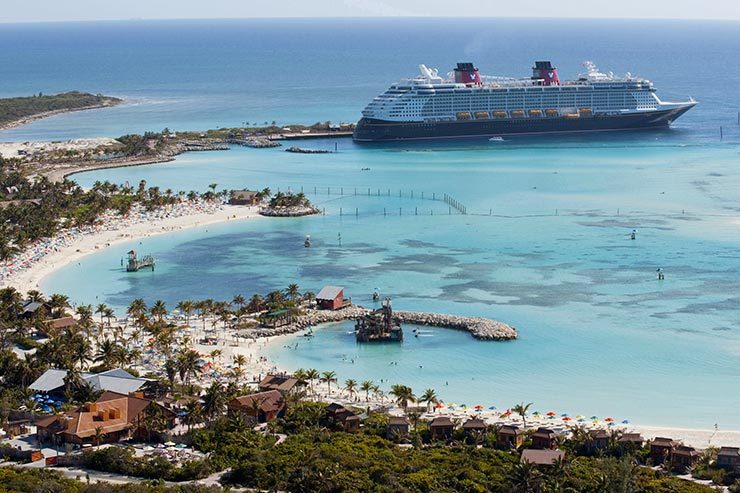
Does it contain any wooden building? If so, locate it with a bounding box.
[589,429,610,451]
[531,427,558,450]
[229,190,261,206]
[672,445,700,471]
[316,286,346,310]
[259,374,305,395]
[617,432,644,449]
[35,391,175,446]
[429,416,454,440]
[497,424,524,449]
[387,416,410,440]
[462,418,487,437]
[650,437,677,464]
[324,403,360,432]
[227,390,285,423]
[717,447,740,468]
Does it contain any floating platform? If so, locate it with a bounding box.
[125,250,155,272]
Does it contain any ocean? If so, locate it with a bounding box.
[4,18,740,428]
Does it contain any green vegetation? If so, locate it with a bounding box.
[268,190,312,209]
[0,155,221,261]
[0,91,121,128]
[0,467,221,493]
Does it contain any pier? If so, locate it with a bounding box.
[125,250,155,272]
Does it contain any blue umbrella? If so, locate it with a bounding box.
[561,413,569,417]
[488,406,497,410]
[622,420,630,424]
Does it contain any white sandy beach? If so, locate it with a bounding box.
[3,201,261,294]
[4,196,739,450]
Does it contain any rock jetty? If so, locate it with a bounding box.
[244,305,517,341]
[285,146,332,154]
[259,205,321,217]
[229,137,281,148]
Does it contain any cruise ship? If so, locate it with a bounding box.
[353,61,696,142]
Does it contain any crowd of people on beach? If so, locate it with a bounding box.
[0,198,225,286]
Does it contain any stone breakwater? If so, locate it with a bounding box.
[259,205,321,217]
[246,305,517,341]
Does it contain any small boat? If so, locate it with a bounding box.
[489,136,504,142]
[304,235,311,247]
[361,167,371,171]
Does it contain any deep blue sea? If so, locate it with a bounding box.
[4,18,740,428]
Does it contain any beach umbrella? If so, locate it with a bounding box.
[563,416,572,421]
[577,418,586,423]
[621,419,630,424]
[434,404,444,409]
[460,404,467,408]
[164,441,176,447]
[560,413,569,417]
[608,422,616,427]
[488,406,497,410]
[576,415,584,419]
[590,415,599,420]
[532,411,540,416]
[604,417,614,422]
[447,403,457,407]
[546,411,556,417]
[474,405,483,410]
[548,415,556,420]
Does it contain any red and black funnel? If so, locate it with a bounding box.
[532,61,560,86]
[454,62,482,85]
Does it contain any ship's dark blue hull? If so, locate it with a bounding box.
[353,105,695,142]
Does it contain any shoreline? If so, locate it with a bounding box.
[0,100,122,133]
[3,201,261,294]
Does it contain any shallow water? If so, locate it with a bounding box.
[10,17,740,428]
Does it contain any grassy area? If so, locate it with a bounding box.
[0,91,121,128]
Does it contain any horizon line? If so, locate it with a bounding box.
[2,15,740,26]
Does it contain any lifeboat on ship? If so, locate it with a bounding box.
[474,111,490,119]
[493,111,508,118]
[456,112,472,120]
[579,108,593,117]
[545,109,559,117]
[564,113,580,119]
[510,110,525,118]
[528,109,543,117]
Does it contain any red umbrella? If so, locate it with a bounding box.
[562,416,572,421]
[434,404,444,409]
[474,405,484,410]
[604,417,614,422]
[504,410,512,415]
[546,411,557,416]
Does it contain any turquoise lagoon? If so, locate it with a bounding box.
[47,135,740,429]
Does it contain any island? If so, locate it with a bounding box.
[0,91,122,131]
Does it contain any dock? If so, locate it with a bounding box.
[125,250,155,272]
[268,130,353,141]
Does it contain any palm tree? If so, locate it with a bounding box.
[49,293,70,318]
[420,388,439,413]
[233,354,246,369]
[344,379,357,401]
[389,384,416,412]
[95,303,108,327]
[176,300,194,326]
[183,401,203,431]
[93,426,106,449]
[150,300,167,322]
[286,284,301,301]
[360,380,375,402]
[201,381,226,422]
[510,460,542,493]
[320,370,337,395]
[247,294,265,314]
[127,298,147,319]
[305,368,319,397]
[512,402,533,429]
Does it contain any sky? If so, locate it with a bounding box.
[2,0,740,23]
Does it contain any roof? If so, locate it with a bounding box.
[430,416,454,427]
[388,416,410,426]
[499,424,523,435]
[229,390,284,414]
[521,449,566,465]
[326,402,346,413]
[49,316,76,330]
[316,286,344,300]
[50,391,157,440]
[589,429,610,439]
[22,301,44,313]
[652,437,677,447]
[259,374,302,392]
[462,418,487,429]
[718,447,740,457]
[673,445,698,456]
[618,433,644,443]
[29,368,149,394]
[231,190,258,199]
[532,427,556,438]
